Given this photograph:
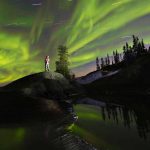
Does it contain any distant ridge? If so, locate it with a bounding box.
[85,54,150,96]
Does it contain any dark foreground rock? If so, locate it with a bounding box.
[52,132,97,150]
[2,71,74,100]
[0,71,78,123]
[0,91,65,123]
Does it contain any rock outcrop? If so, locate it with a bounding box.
[2,71,74,100]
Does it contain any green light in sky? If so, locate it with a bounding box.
[1,0,150,83]
[0,32,42,83]
[48,0,150,67]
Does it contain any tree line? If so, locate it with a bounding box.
[96,35,150,70]
[54,35,150,79]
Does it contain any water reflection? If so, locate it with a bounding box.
[101,103,150,139]
[72,97,150,150]
[74,97,150,139]
[0,96,150,150]
[0,115,97,150]
[0,119,71,150]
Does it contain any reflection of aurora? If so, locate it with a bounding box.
[71,99,150,150]
[0,128,25,149]
[1,0,150,84]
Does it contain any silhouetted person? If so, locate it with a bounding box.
[45,56,50,71]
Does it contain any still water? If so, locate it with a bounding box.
[72,97,150,150]
[0,97,150,150]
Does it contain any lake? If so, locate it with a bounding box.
[72,97,150,150]
[0,96,150,150]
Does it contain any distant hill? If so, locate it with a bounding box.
[76,70,103,84]
[76,70,119,85]
[85,54,150,96]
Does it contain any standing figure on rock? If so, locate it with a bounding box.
[45,56,50,71]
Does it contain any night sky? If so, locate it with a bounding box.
[0,0,150,85]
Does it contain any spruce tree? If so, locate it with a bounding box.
[141,39,146,53]
[101,58,105,68]
[114,50,119,64]
[96,57,100,70]
[107,54,110,65]
[113,51,116,64]
[56,45,70,78]
[137,42,142,56]
[105,57,107,66]
[132,35,139,52]
[123,45,126,54]
[149,46,150,53]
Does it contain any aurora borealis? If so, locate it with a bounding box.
[1,0,150,85]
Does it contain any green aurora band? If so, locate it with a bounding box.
[0,0,150,84]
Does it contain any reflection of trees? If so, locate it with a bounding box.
[101,101,150,139]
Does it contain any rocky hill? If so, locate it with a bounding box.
[85,54,150,96]
[2,71,74,100]
[0,71,77,122]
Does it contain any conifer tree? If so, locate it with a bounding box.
[55,45,70,78]
[123,45,126,54]
[96,57,100,70]
[114,50,119,64]
[137,42,142,56]
[107,54,110,65]
[105,57,107,66]
[113,51,116,64]
[141,39,146,53]
[126,42,129,52]
[101,58,105,68]
[132,35,139,52]
[149,46,150,53]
